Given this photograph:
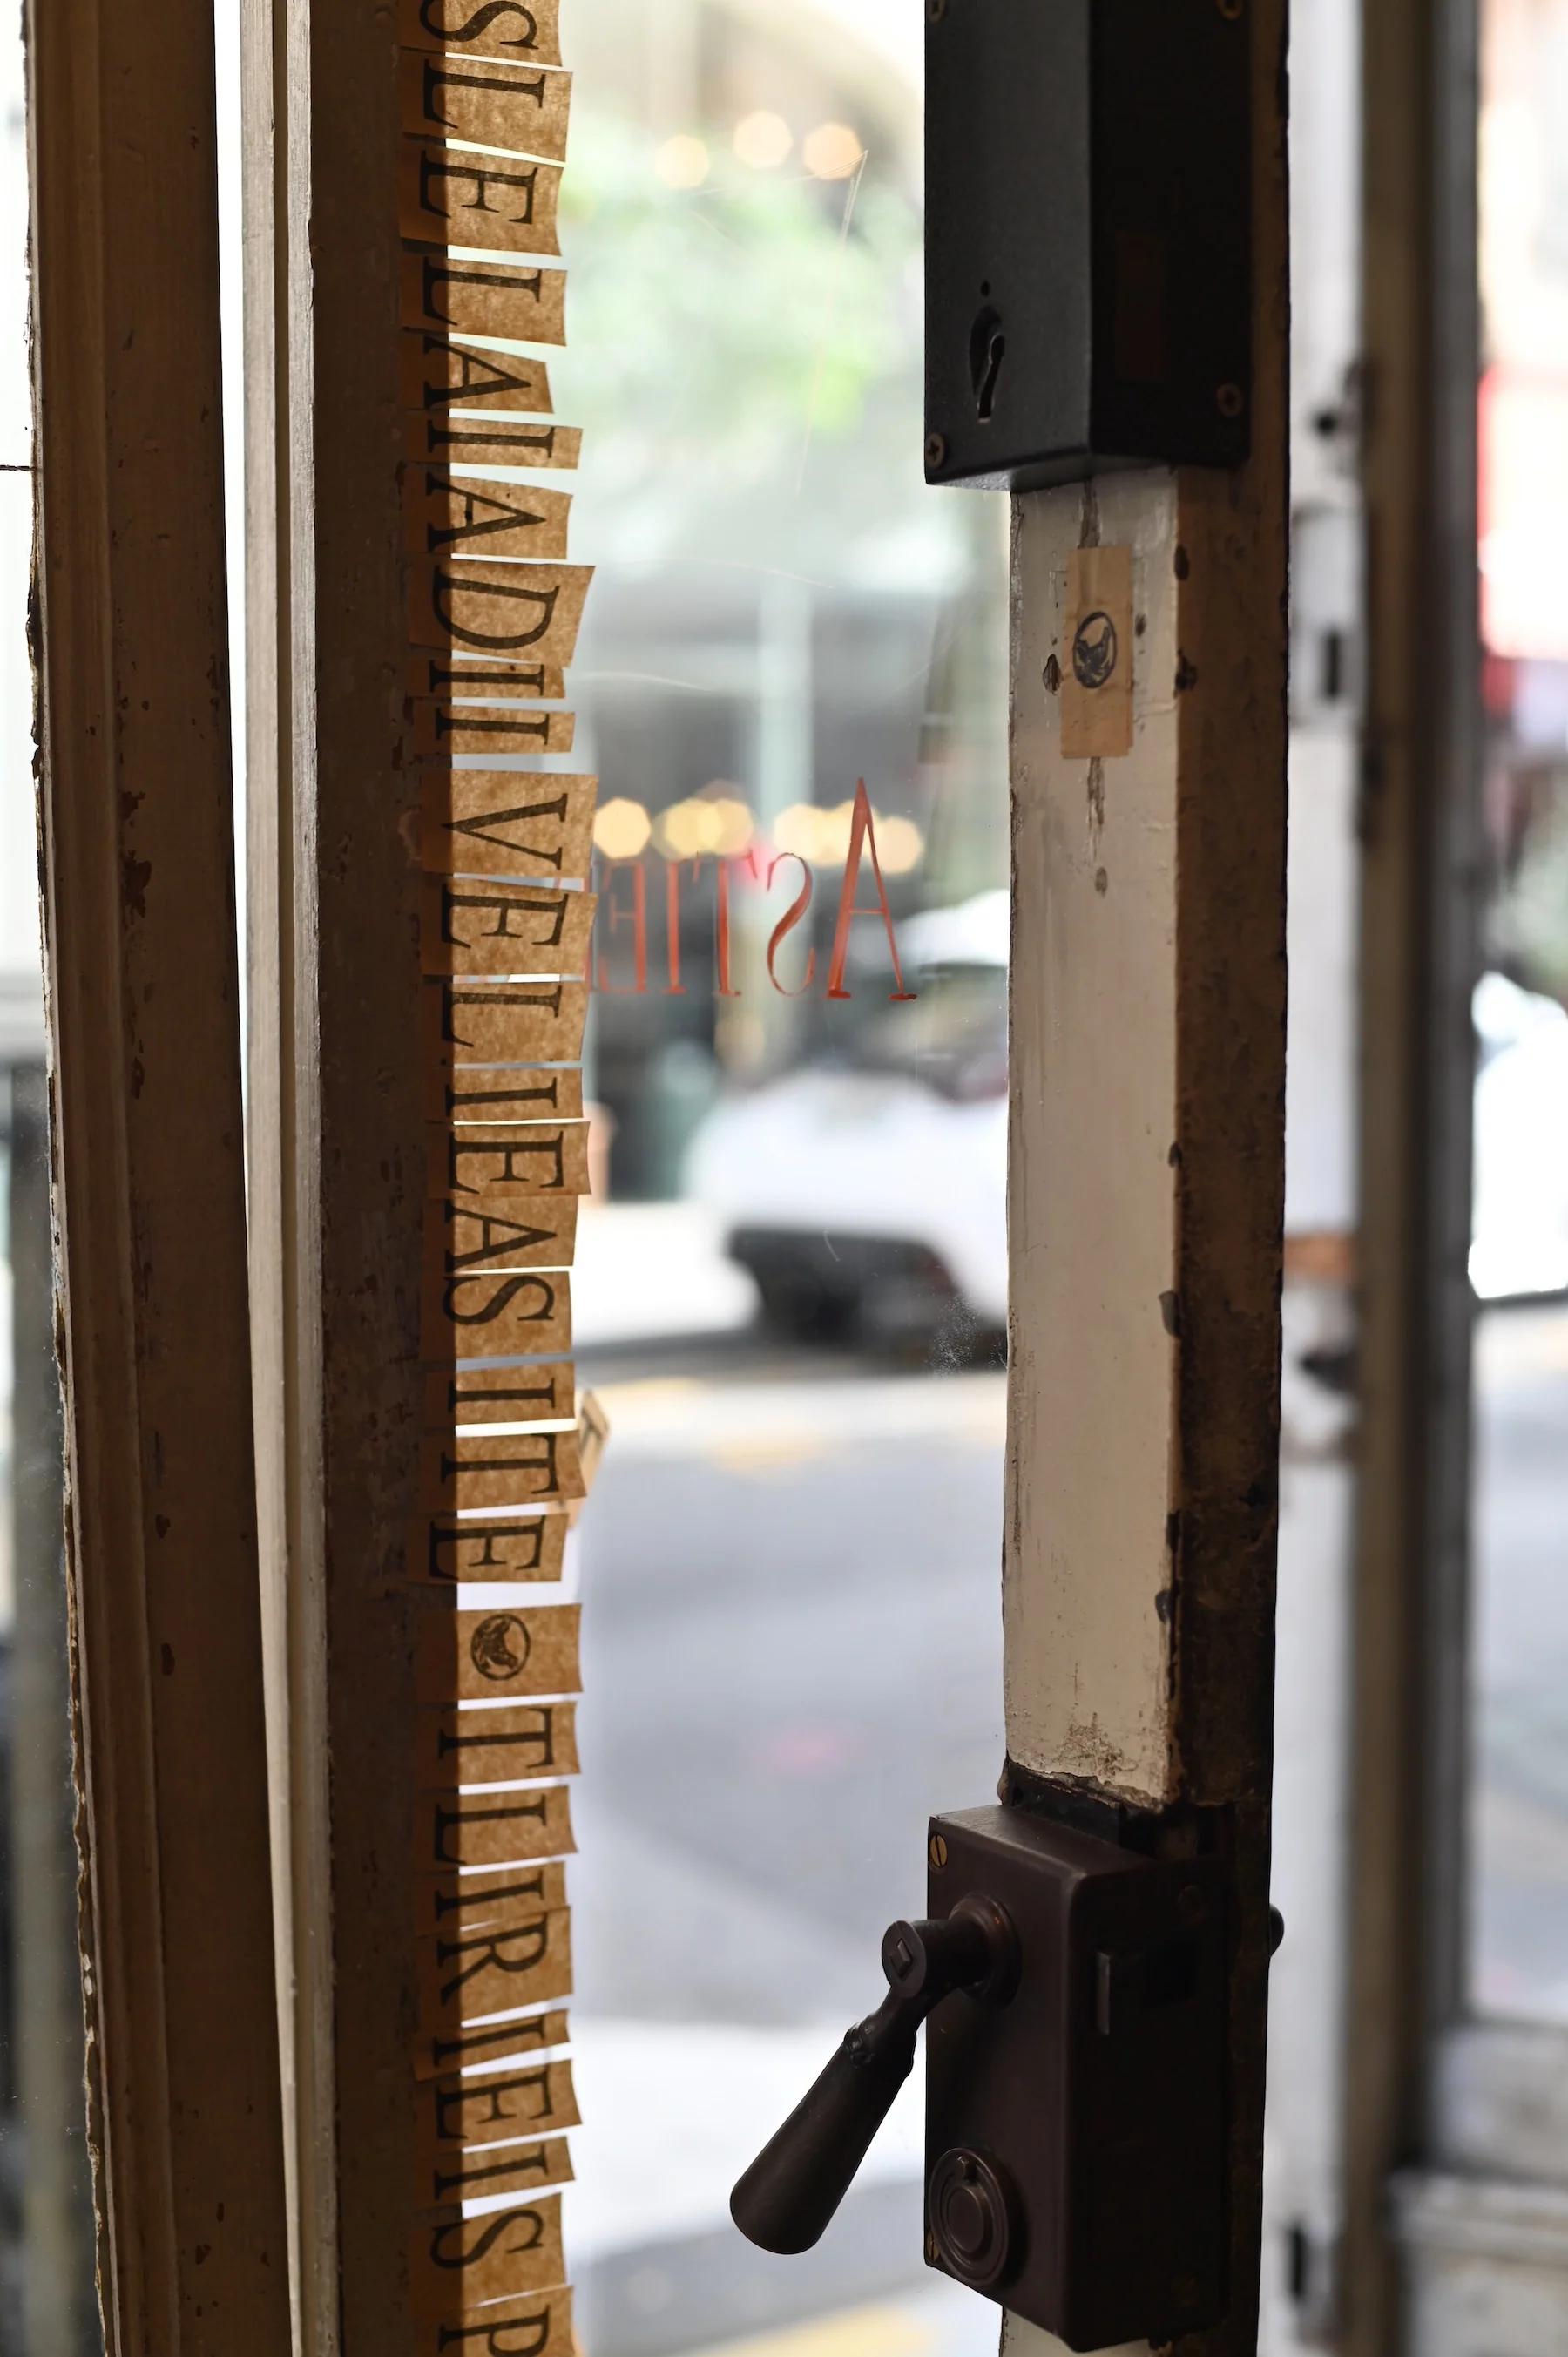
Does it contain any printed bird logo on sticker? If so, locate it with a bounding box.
[472,1612,532,1683]
[1071,610,1119,691]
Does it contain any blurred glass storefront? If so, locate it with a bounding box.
[556,0,1008,1208]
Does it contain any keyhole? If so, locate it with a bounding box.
[977,332,1005,419]
[969,304,1005,423]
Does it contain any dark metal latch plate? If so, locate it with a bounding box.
[925,0,1253,490]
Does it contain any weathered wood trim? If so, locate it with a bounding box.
[240,0,341,2333]
[1002,4,1288,2349]
[24,0,293,2338]
[1005,476,1189,1811]
[1344,0,1481,2347]
[243,0,426,2342]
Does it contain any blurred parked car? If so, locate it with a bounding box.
[692,926,1568,1347]
[685,891,1008,1348]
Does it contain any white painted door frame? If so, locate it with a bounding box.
[998,10,1290,2350]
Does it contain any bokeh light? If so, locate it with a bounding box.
[708,797,754,855]
[658,803,706,857]
[733,111,793,169]
[651,795,757,861]
[774,803,832,864]
[819,801,859,864]
[875,816,924,876]
[802,122,863,180]
[774,801,922,874]
[656,134,710,190]
[593,797,652,858]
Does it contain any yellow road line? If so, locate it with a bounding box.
[684,2299,934,2357]
[709,1436,821,1473]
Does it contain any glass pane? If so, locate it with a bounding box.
[1470,0,1568,2018]
[542,6,1010,2345]
[0,5,103,2340]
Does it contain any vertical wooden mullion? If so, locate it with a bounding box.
[249,0,594,2338]
[25,0,294,2340]
[1001,7,1288,2353]
[240,0,342,2327]
[245,0,422,2340]
[1345,0,1480,2343]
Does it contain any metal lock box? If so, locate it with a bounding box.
[924,1805,1229,2350]
[924,0,1253,490]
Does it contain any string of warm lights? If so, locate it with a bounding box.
[591,793,925,875]
[655,115,864,190]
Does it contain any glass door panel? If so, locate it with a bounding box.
[544,6,1010,2347]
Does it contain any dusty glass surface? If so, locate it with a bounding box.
[533,6,1011,2347]
[1468,0,1568,2019]
[0,10,103,2346]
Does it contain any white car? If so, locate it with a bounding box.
[684,892,1009,1348]
[690,917,1568,1343]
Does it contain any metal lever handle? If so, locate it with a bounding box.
[730,1896,1017,2256]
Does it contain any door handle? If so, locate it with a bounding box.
[730,1896,1019,2255]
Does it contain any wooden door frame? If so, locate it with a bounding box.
[20,3,1297,2354]
[24,0,293,2340]
[999,7,1290,2350]
[1350,1,1568,2348]
[242,0,437,2337]
[1345,0,1482,2343]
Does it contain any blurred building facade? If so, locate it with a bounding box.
[556,0,1008,1197]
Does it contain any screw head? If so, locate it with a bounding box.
[924,431,948,472]
[1217,0,1243,17]
[1177,1882,1208,1927]
[927,0,947,20]
[929,1832,949,1870]
[1216,382,1245,420]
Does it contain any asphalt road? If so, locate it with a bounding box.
[565,1306,1568,2038]
[571,1336,1007,2034]
[564,1334,1007,2355]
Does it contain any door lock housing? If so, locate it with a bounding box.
[925,0,1253,490]
[732,1803,1232,2353]
[925,1805,1228,2349]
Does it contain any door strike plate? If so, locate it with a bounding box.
[925,1805,1229,2349]
[925,0,1253,490]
